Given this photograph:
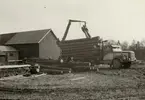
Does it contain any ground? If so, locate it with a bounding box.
[1,64,145,100]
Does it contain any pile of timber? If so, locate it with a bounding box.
[0,64,30,78]
[26,58,70,75]
[40,65,71,75]
[58,36,101,62]
[56,62,92,72]
[26,58,95,74]
[26,58,60,65]
[29,60,92,74]
[40,62,97,74]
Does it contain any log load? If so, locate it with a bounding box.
[58,36,102,63]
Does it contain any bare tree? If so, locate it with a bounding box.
[129,40,137,50]
[140,39,145,48]
[121,41,129,50]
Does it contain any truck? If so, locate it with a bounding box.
[58,19,136,68]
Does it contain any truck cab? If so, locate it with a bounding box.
[103,45,136,68]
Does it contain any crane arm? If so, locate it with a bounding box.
[62,20,71,41]
[81,24,91,38]
[61,19,91,41]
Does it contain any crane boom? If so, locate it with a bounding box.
[61,19,91,41]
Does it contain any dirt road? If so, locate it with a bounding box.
[0,64,145,100]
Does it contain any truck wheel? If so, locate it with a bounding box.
[123,62,131,68]
[112,59,122,68]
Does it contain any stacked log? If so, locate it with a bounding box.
[0,65,30,78]
[40,65,71,74]
[26,58,60,65]
[58,36,101,62]
[26,58,95,74]
[26,59,72,74]
[38,62,92,74]
[55,62,91,72]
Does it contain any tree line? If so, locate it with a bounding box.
[107,39,145,51]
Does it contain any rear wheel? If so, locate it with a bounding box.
[112,59,122,68]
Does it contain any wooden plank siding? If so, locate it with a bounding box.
[39,31,61,60]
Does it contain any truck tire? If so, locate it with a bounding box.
[112,59,122,68]
[123,62,131,68]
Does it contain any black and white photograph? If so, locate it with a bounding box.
[0,0,145,100]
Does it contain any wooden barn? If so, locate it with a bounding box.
[1,29,61,60]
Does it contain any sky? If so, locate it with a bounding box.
[0,0,145,43]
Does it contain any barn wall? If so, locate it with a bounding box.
[8,44,39,59]
[39,32,61,60]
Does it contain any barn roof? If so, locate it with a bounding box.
[0,46,17,52]
[6,29,57,45]
[0,33,16,45]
